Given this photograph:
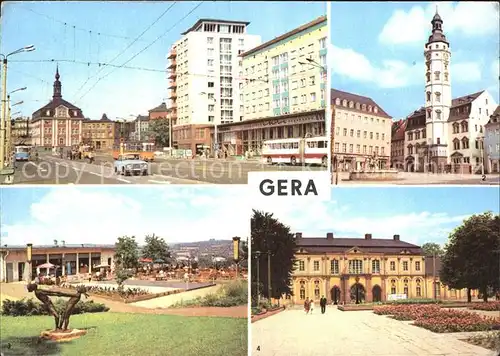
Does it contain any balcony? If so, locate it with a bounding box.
[167,49,177,59]
[170,102,177,109]
[168,81,177,89]
[169,91,177,99]
[168,71,177,79]
[167,59,176,69]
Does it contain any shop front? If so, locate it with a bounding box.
[216,110,325,157]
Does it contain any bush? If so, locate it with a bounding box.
[469,302,500,311]
[1,298,109,317]
[62,283,149,298]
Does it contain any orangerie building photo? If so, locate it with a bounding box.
[288,232,473,305]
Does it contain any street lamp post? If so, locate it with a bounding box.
[6,95,24,167]
[255,251,261,306]
[26,243,33,283]
[267,251,272,301]
[232,236,241,280]
[0,45,35,171]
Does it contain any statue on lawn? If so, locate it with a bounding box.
[27,283,89,332]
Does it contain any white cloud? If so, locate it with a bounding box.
[379,2,500,45]
[451,62,482,83]
[2,187,251,246]
[492,58,500,80]
[330,43,483,88]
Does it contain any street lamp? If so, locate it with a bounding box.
[5,95,24,167]
[1,45,35,171]
[254,251,261,306]
[26,243,33,283]
[232,236,241,280]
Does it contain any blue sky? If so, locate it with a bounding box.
[1,186,498,248]
[330,1,500,119]
[1,1,326,120]
[0,186,251,246]
[255,186,499,247]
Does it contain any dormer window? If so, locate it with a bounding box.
[374,106,378,113]
[362,104,366,111]
[73,110,78,116]
[349,101,354,108]
[46,110,50,116]
[342,99,347,107]
[335,98,340,105]
[368,105,372,112]
[355,102,360,110]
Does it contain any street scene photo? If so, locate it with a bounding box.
[1,1,328,185]
[330,1,500,185]
[0,186,249,355]
[251,187,500,356]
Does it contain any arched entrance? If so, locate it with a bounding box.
[330,286,341,305]
[350,283,365,304]
[372,285,382,302]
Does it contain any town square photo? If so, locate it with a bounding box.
[0,1,328,185]
[0,186,250,355]
[250,186,500,356]
[330,1,499,185]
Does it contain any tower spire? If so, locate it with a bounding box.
[53,65,62,99]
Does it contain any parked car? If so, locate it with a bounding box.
[114,153,148,176]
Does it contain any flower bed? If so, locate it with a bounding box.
[373,304,500,332]
[251,306,285,323]
[58,284,182,303]
[469,301,500,311]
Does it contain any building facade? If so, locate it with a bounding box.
[218,16,327,156]
[131,115,151,143]
[148,102,168,120]
[485,105,500,173]
[11,116,31,145]
[82,114,116,150]
[168,19,261,154]
[402,12,497,173]
[0,244,115,283]
[290,232,470,305]
[30,67,85,148]
[332,89,392,171]
[391,119,406,170]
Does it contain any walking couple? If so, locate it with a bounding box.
[304,296,328,314]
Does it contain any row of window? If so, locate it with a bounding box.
[336,127,386,141]
[297,259,421,274]
[334,98,379,114]
[407,129,427,141]
[333,143,386,156]
[336,112,388,125]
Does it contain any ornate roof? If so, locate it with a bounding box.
[295,233,422,254]
[149,102,168,113]
[427,9,449,45]
[331,88,392,119]
[32,66,84,120]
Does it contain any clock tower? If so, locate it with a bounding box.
[424,9,451,171]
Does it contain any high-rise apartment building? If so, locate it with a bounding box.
[217,16,327,156]
[167,19,261,154]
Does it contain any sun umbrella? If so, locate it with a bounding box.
[37,262,56,269]
[153,259,165,263]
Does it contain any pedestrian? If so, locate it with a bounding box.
[304,297,310,315]
[309,299,315,314]
[320,295,327,314]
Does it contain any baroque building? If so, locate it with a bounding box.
[30,66,85,148]
[289,232,470,305]
[402,12,497,173]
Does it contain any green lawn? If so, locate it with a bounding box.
[0,313,247,356]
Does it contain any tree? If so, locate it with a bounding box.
[114,236,139,270]
[149,118,170,148]
[440,212,500,302]
[141,234,171,262]
[421,242,444,257]
[251,210,297,304]
[240,238,249,269]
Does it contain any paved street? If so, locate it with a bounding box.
[252,307,494,356]
[10,153,325,184]
[334,171,500,185]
